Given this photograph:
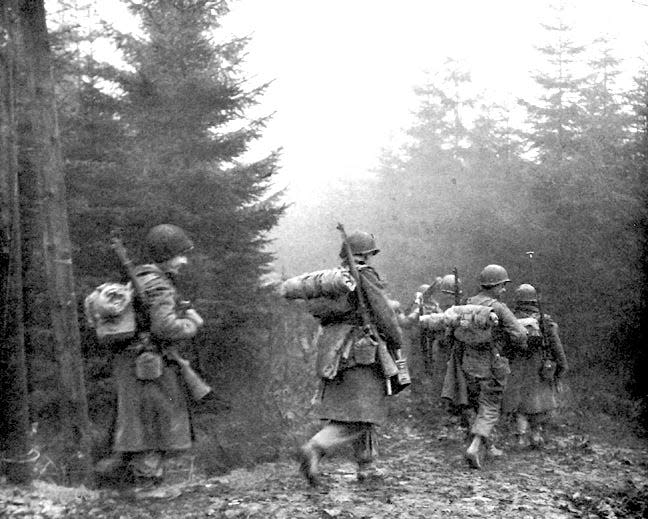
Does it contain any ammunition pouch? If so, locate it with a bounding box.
[135,351,164,381]
[539,358,556,381]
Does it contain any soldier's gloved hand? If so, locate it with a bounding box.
[414,292,423,306]
[184,308,204,327]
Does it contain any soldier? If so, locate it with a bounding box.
[95,224,205,489]
[437,274,461,311]
[385,282,440,394]
[390,282,441,328]
[461,264,527,469]
[286,230,405,486]
[396,281,441,377]
[432,274,462,374]
[429,274,465,431]
[505,284,568,448]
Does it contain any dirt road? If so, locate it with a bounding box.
[3,411,646,519]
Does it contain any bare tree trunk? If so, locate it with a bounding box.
[0,0,33,485]
[18,0,91,483]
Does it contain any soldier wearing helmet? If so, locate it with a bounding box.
[438,273,463,310]
[290,229,405,486]
[459,264,527,469]
[503,283,568,449]
[95,223,205,490]
[400,280,442,326]
[338,230,380,259]
[427,273,465,427]
[393,279,442,389]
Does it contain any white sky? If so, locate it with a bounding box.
[75,0,648,202]
[218,0,647,200]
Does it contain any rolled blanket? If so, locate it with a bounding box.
[282,268,356,299]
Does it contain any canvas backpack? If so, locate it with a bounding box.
[84,282,137,344]
[517,316,543,346]
[444,304,499,345]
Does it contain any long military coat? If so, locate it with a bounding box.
[503,304,568,415]
[314,264,404,426]
[112,264,198,453]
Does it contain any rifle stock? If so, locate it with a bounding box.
[525,251,557,382]
[452,267,461,306]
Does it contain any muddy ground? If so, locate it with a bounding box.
[1,399,646,519]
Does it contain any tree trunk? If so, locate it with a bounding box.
[18,0,91,484]
[0,0,33,485]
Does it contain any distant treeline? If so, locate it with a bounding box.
[272,11,648,424]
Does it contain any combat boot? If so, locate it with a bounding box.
[515,434,529,449]
[465,435,482,469]
[357,462,384,483]
[515,413,530,450]
[94,454,126,477]
[487,444,504,458]
[298,444,322,487]
[530,428,544,449]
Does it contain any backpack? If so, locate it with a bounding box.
[517,316,543,346]
[444,304,499,345]
[282,267,356,300]
[84,282,136,344]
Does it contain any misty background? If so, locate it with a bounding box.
[1,0,646,484]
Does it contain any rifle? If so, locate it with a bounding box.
[336,223,402,395]
[450,266,465,372]
[525,251,556,383]
[110,231,212,401]
[418,290,432,376]
[452,266,461,306]
[524,252,546,344]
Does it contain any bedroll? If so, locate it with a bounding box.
[282,268,356,300]
[84,282,136,344]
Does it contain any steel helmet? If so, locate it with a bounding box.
[417,284,431,294]
[478,264,510,288]
[440,274,462,294]
[145,224,194,263]
[515,283,537,302]
[339,231,380,258]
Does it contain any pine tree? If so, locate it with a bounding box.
[370,61,528,299]
[519,12,645,364]
[520,3,586,165]
[0,0,32,484]
[98,0,285,375]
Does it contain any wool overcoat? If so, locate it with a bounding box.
[112,264,198,453]
[315,264,404,426]
[503,305,568,415]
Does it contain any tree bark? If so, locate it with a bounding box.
[18,0,91,483]
[0,0,33,485]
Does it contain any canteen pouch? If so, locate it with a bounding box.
[135,351,163,381]
[353,334,378,365]
[395,357,411,386]
[539,358,557,381]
